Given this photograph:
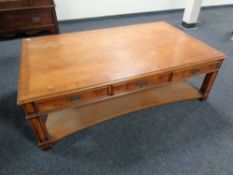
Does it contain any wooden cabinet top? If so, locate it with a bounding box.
[0,0,54,10]
[18,21,225,104]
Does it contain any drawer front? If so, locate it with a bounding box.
[30,0,53,6]
[35,87,109,112]
[0,9,54,30]
[172,62,220,81]
[113,73,171,95]
[0,0,28,9]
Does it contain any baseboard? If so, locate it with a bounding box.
[59,9,182,24]
[58,4,233,23]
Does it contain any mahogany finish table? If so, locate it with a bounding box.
[17,22,225,150]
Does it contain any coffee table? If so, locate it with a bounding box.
[17,21,225,150]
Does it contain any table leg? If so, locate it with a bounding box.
[29,117,53,150]
[200,71,218,101]
[23,103,53,150]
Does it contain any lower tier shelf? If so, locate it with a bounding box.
[46,81,202,142]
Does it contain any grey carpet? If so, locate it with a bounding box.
[0,6,233,175]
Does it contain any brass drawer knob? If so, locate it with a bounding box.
[191,69,200,75]
[69,95,81,102]
[136,80,148,88]
[32,16,41,23]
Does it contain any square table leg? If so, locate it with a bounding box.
[200,71,218,101]
[29,117,53,150]
[23,103,53,150]
[199,60,223,101]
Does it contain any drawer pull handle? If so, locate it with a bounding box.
[32,17,41,23]
[136,80,148,88]
[69,96,81,102]
[191,69,200,74]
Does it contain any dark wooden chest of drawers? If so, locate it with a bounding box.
[0,0,59,37]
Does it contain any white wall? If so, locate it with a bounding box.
[55,0,233,21]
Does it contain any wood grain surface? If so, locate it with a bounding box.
[18,21,225,105]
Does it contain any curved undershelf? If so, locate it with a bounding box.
[46,81,202,142]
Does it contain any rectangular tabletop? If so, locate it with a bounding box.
[18,21,225,104]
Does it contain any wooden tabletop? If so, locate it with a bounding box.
[18,21,225,105]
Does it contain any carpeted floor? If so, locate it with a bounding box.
[0,6,233,175]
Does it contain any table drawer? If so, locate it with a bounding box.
[172,62,220,81]
[35,87,109,112]
[112,73,171,95]
[0,9,54,30]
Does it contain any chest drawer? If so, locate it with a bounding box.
[0,8,54,30]
[30,0,53,6]
[35,87,109,113]
[172,62,220,81]
[112,73,171,95]
[0,1,28,9]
